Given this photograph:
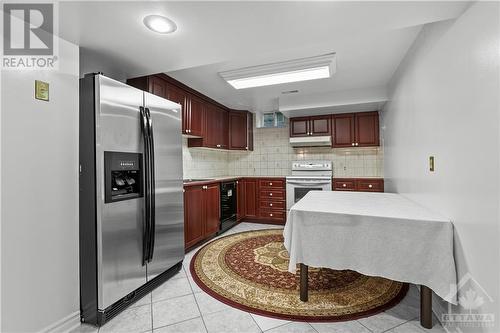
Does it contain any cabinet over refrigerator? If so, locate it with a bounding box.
[79,73,184,326]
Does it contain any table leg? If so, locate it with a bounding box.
[300,263,308,302]
[420,285,433,329]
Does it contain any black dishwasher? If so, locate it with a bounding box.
[219,181,237,234]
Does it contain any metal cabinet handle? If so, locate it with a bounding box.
[269,182,273,186]
[368,184,373,188]
[270,203,273,207]
[270,213,273,217]
[245,146,248,150]
[355,142,359,146]
[269,193,273,196]
[343,184,347,187]
[216,144,221,148]
[351,143,355,146]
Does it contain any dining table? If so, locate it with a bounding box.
[284,191,457,329]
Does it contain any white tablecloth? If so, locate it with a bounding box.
[284,191,457,304]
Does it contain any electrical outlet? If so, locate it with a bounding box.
[429,156,435,172]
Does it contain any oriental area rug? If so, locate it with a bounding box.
[190,229,408,322]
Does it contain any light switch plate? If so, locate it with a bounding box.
[35,80,49,101]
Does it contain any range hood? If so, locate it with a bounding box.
[289,136,332,147]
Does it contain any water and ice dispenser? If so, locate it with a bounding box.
[104,151,143,203]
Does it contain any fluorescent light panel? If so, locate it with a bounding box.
[220,53,336,90]
[227,66,330,89]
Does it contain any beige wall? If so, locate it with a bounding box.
[183,122,383,179]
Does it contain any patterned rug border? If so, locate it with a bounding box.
[189,229,409,322]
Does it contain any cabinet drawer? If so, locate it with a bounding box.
[259,189,285,200]
[259,179,285,189]
[356,179,384,192]
[259,200,285,210]
[259,209,286,221]
[333,179,356,191]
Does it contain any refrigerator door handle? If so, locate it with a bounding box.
[139,106,151,265]
[145,108,156,262]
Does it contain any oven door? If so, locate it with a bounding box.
[286,178,332,211]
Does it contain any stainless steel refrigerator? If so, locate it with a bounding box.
[79,73,184,326]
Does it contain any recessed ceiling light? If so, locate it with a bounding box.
[143,15,177,34]
[219,53,336,89]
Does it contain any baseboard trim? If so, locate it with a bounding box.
[40,311,80,333]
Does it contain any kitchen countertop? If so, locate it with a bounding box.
[183,176,384,187]
[183,176,283,187]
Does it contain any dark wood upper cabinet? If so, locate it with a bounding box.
[332,114,356,147]
[310,116,331,135]
[332,112,379,147]
[290,117,309,137]
[192,105,228,149]
[355,111,379,147]
[148,76,168,99]
[290,115,331,137]
[128,74,253,150]
[188,94,205,137]
[165,83,189,134]
[229,111,252,150]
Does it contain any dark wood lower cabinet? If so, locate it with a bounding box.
[333,178,384,192]
[184,177,287,250]
[204,184,221,235]
[184,183,220,249]
[243,179,258,219]
[236,180,245,221]
[184,186,205,249]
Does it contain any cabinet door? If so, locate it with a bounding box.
[237,180,246,221]
[204,184,220,236]
[244,179,258,218]
[221,109,229,149]
[204,104,218,148]
[229,112,248,150]
[148,76,168,99]
[355,112,379,147]
[290,117,309,137]
[247,113,254,151]
[184,186,205,248]
[166,84,189,134]
[332,114,355,147]
[188,95,205,137]
[310,115,331,136]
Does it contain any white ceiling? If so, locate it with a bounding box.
[59,1,469,113]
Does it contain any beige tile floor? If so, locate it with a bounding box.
[72,222,445,333]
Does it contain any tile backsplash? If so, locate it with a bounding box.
[183,125,383,179]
